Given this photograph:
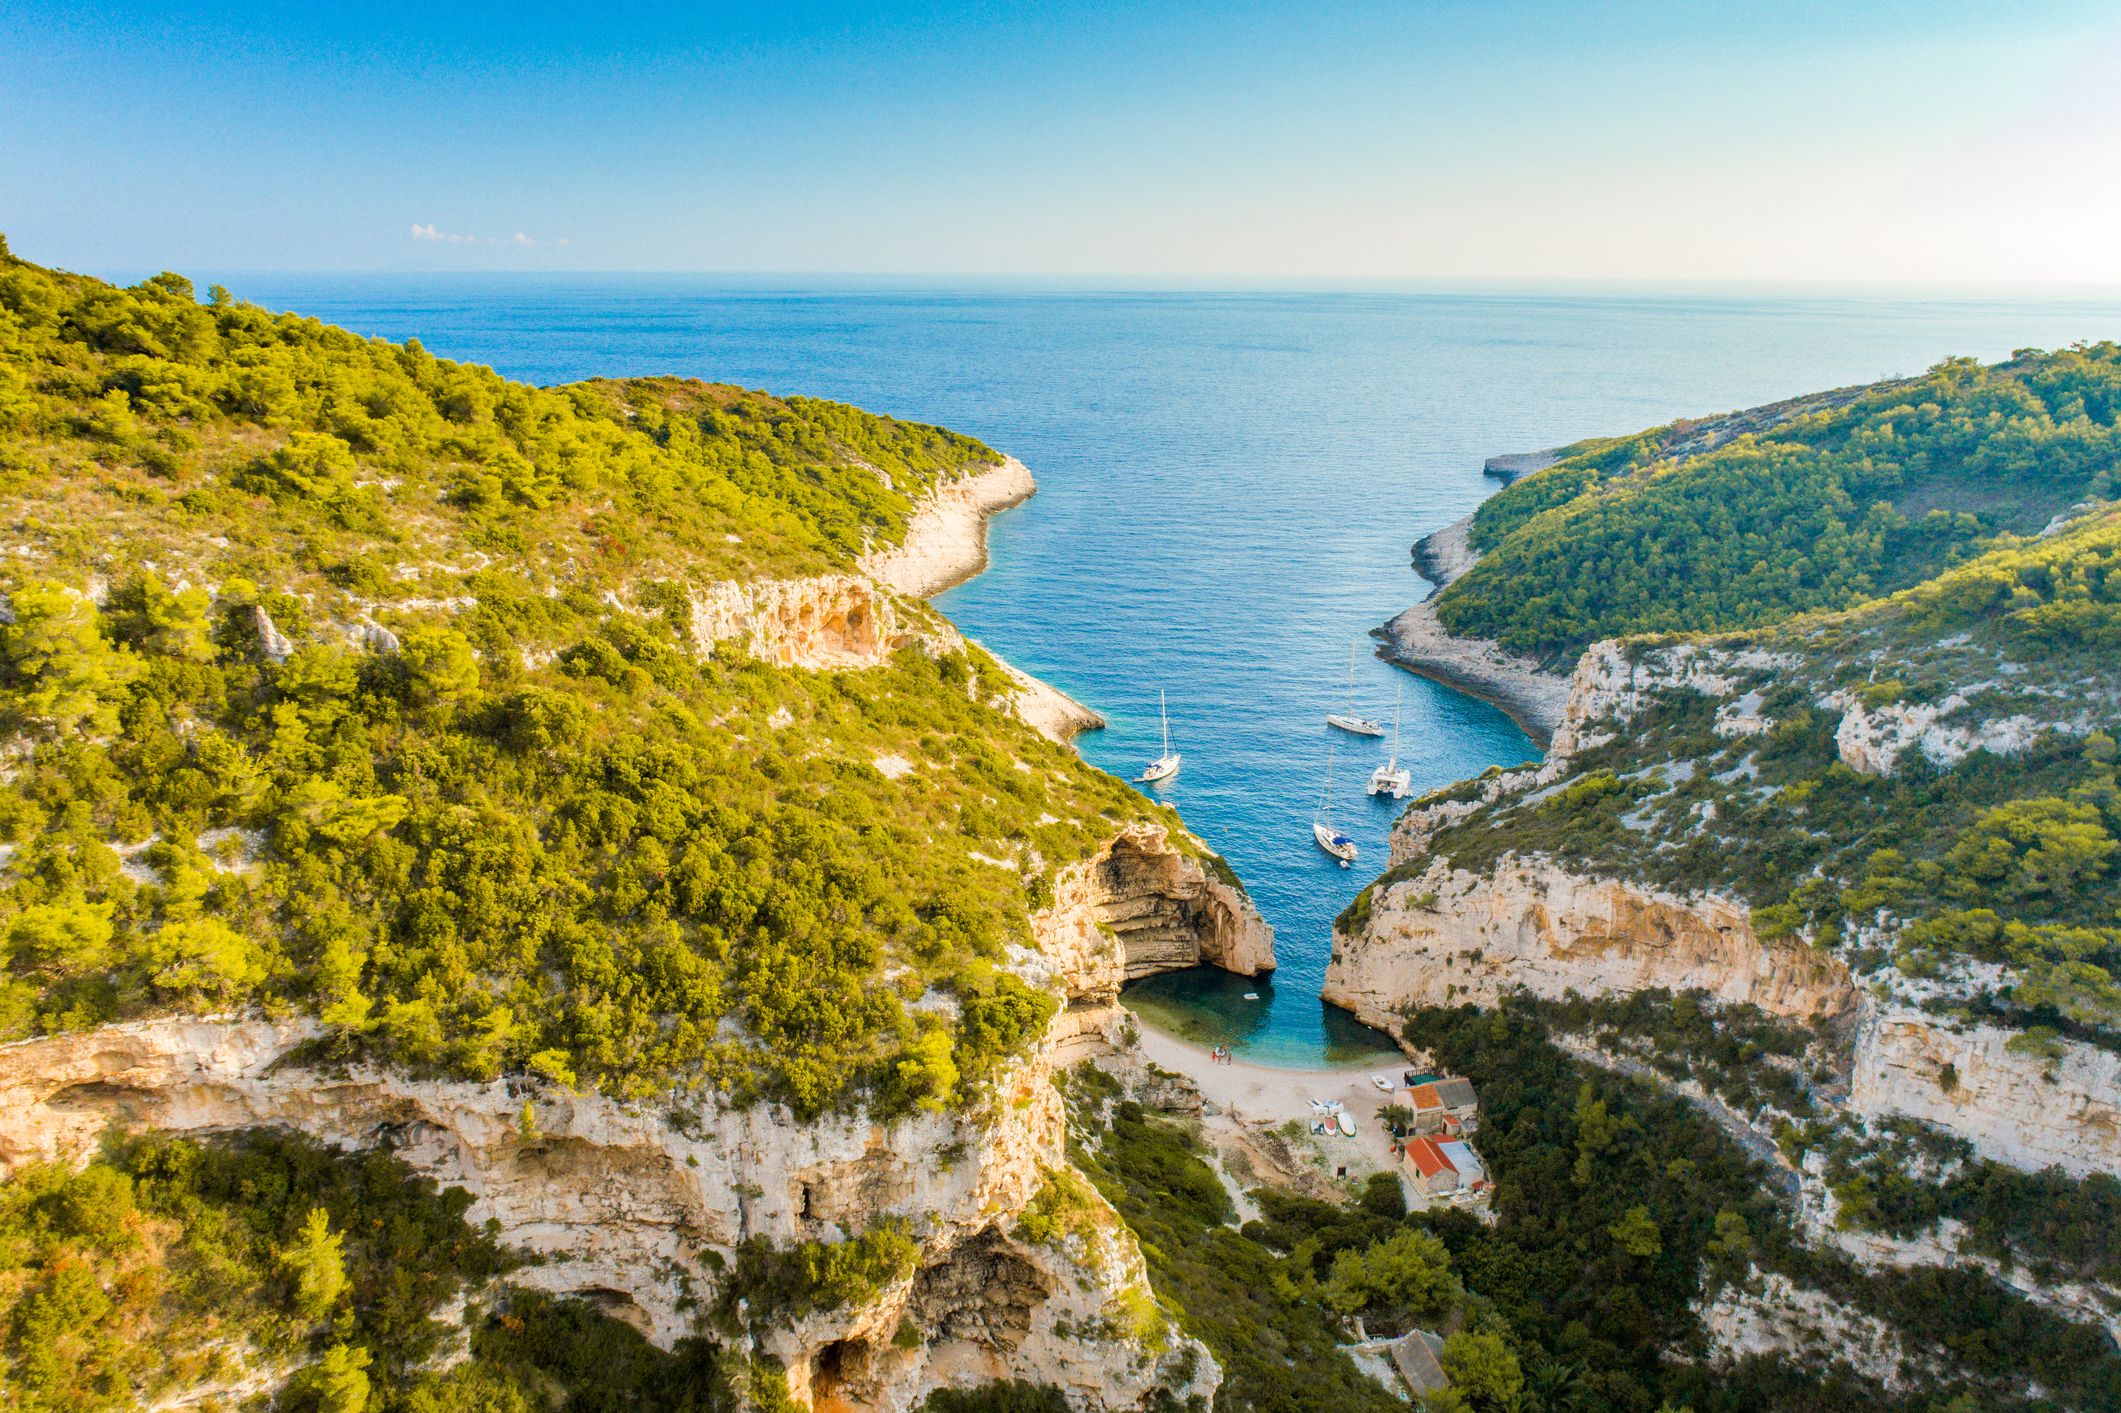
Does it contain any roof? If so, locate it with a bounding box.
[1432,1077,1478,1109]
[1437,1140,1484,1182]
[1404,1136,1453,1179]
[1387,1329,1450,1394]
[1409,1083,1445,1111]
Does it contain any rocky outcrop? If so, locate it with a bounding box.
[983,647,1105,741]
[688,573,931,670]
[1699,1270,1923,1392]
[251,604,295,663]
[1374,602,1570,746]
[862,458,1036,600]
[1324,856,1856,1034]
[1030,825,1275,996]
[1849,1009,2121,1180]
[1482,449,1560,484]
[0,822,1271,1412]
[1410,511,1480,591]
[1829,691,2059,776]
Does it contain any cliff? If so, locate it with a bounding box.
[1331,614,2121,1180]
[0,823,1265,1411]
[0,253,1251,1410]
[1325,855,1855,1033]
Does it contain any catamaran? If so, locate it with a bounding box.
[1136,689,1181,784]
[1367,684,1412,798]
[1325,640,1385,736]
[1312,743,1359,866]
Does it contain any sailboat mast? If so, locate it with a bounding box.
[1159,689,1170,757]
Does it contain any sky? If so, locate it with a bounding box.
[3,0,2119,283]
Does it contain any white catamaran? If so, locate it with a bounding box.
[1325,640,1385,736]
[1312,743,1359,866]
[1136,689,1181,784]
[1367,684,1412,799]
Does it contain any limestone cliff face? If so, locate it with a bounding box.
[1324,856,1855,1036]
[1850,1009,2121,1180]
[688,573,937,670]
[1030,825,1276,994]
[0,823,1269,1412]
[1329,633,2120,1185]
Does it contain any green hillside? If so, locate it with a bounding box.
[1436,347,2121,661]
[0,244,1185,1118]
[1413,508,2121,1039]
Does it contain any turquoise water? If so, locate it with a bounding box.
[213,274,2121,1064]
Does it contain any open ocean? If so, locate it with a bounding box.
[209,273,2121,1064]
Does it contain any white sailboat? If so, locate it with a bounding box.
[1312,743,1359,866]
[1367,685,1412,798]
[1136,689,1181,784]
[1325,641,1385,736]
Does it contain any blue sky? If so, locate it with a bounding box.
[4,1,2118,281]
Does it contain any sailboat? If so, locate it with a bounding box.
[1325,641,1385,736]
[1367,685,1412,798]
[1312,743,1359,866]
[1136,689,1181,784]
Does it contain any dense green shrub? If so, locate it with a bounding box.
[1441,348,2121,659]
[0,248,1207,1114]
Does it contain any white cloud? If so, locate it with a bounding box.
[412,223,568,250]
[410,222,476,244]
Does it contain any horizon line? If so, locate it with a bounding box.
[70,264,2121,301]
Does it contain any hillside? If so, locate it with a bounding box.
[1440,348,2121,662]
[0,246,1282,1412]
[1332,368,2121,1407]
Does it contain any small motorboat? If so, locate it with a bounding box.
[1367,685,1412,798]
[1136,689,1181,784]
[1337,1112,1358,1138]
[1370,1074,1393,1092]
[1242,992,1260,1001]
[1327,640,1385,736]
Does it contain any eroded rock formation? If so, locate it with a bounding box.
[1031,825,1276,997]
[688,573,929,670]
[1324,856,1855,1032]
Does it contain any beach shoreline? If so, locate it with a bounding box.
[1129,1018,1416,1193]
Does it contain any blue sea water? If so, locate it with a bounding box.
[214,273,2121,1065]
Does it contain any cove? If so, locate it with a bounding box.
[215,274,2121,1065]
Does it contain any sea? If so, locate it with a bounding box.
[208,272,2121,1066]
